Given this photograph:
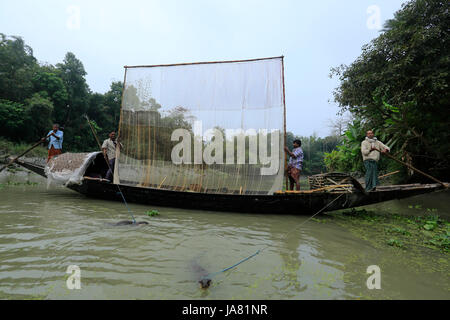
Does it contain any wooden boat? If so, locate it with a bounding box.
[13,57,448,214]
[15,155,447,215]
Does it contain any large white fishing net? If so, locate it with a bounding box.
[117,57,285,195]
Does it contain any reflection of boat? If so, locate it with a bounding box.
[14,57,448,214]
[16,155,446,215]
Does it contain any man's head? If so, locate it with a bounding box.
[52,124,59,132]
[109,132,116,141]
[366,130,374,139]
[293,139,301,148]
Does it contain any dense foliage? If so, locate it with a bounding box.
[0,33,342,175]
[0,33,122,152]
[286,131,341,175]
[3,0,448,183]
[329,0,449,181]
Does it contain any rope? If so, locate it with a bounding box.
[115,185,136,224]
[85,115,136,224]
[202,193,345,281]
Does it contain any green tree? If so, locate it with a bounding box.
[56,52,92,151]
[103,81,123,132]
[330,0,450,181]
[32,67,69,124]
[0,34,37,102]
[0,99,27,140]
[24,93,54,141]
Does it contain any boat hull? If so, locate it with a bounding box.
[67,179,445,215]
[14,158,446,215]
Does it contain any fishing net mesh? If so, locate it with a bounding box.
[45,152,100,185]
[117,58,285,195]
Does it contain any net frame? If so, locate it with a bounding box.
[115,56,287,195]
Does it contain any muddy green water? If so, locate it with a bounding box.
[0,171,449,299]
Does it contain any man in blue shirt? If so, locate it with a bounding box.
[42,123,64,162]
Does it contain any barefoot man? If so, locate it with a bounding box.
[102,131,122,182]
[43,124,63,162]
[361,130,390,192]
[284,139,304,191]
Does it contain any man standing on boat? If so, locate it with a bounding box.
[284,139,304,191]
[102,131,121,182]
[43,123,63,162]
[361,130,390,192]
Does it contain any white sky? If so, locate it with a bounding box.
[0,0,407,136]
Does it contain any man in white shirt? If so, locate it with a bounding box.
[361,130,390,191]
[102,131,121,182]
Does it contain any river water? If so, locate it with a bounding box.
[0,170,449,299]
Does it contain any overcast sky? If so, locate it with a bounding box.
[0,0,407,136]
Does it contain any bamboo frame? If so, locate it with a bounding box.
[378,170,400,179]
[124,56,284,69]
[119,56,286,194]
[281,56,288,191]
[114,68,128,184]
[275,184,353,194]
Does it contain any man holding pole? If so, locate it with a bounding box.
[43,124,63,162]
[102,131,122,182]
[361,130,390,191]
[284,139,304,191]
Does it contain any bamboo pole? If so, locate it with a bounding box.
[0,136,49,173]
[379,150,447,187]
[117,68,127,143]
[158,176,167,189]
[378,170,400,179]
[281,56,288,191]
[115,68,128,185]
[124,56,284,69]
[275,184,353,194]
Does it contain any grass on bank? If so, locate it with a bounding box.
[0,137,47,158]
[0,181,40,189]
[317,208,450,253]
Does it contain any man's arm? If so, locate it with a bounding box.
[284,147,299,158]
[101,140,110,161]
[102,147,110,163]
[47,131,61,140]
[377,141,390,153]
[42,131,52,142]
[55,131,63,142]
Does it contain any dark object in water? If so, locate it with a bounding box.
[113,220,149,226]
[191,260,212,289]
[199,278,212,289]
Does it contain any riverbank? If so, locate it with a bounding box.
[318,208,449,253]
[0,138,47,158]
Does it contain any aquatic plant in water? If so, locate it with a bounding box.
[146,209,160,217]
[387,238,405,249]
